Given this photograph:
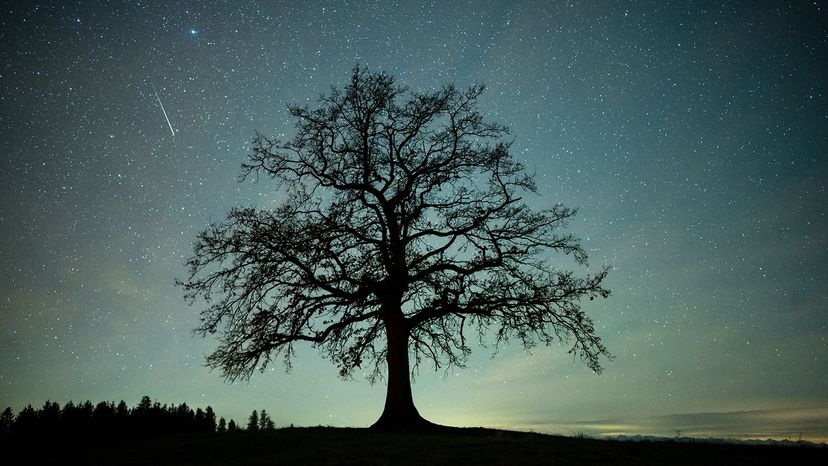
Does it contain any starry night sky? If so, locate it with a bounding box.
[1,1,826,441]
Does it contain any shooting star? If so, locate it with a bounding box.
[151,82,175,136]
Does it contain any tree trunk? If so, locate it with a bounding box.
[370,314,434,431]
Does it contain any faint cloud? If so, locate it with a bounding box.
[526,407,828,443]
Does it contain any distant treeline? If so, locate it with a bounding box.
[0,396,241,450]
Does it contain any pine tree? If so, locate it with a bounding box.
[217,417,227,433]
[116,400,128,416]
[228,419,237,432]
[0,407,14,446]
[247,410,259,432]
[204,406,217,432]
[259,409,275,431]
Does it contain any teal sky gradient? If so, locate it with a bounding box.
[1,0,826,441]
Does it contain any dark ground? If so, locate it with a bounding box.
[11,427,827,465]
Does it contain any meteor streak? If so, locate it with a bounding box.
[151,82,175,136]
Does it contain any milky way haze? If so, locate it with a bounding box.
[1,1,826,441]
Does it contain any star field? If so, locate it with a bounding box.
[1,1,826,441]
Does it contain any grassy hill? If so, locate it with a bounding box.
[12,426,827,465]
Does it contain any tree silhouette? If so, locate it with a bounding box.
[259,409,275,431]
[0,407,12,449]
[0,407,13,439]
[180,66,611,430]
[0,396,223,456]
[10,405,36,448]
[136,396,152,413]
[39,401,60,439]
[204,406,217,432]
[247,410,259,432]
[217,417,227,433]
[195,407,206,432]
[227,419,237,432]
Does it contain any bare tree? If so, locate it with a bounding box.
[180,66,611,430]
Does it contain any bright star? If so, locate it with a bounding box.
[190,29,198,35]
